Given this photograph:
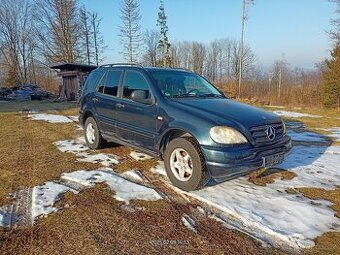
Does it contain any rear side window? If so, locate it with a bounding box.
[98,70,122,97]
[123,71,150,99]
[82,69,103,96]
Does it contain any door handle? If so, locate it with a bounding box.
[116,103,125,108]
[92,98,98,103]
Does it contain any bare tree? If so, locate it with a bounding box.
[119,0,142,62]
[91,12,106,66]
[0,0,36,84]
[35,0,82,64]
[191,42,206,75]
[80,6,92,65]
[142,30,160,66]
[238,0,254,97]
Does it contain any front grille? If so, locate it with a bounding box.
[249,122,284,146]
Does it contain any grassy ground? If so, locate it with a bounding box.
[0,111,101,206]
[0,101,280,254]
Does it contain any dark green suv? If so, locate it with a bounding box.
[79,64,291,191]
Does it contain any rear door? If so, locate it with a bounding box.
[93,69,123,138]
[115,70,157,151]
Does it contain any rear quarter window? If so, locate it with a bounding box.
[81,69,104,96]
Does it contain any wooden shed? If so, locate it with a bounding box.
[51,63,97,101]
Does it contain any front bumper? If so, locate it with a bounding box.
[201,135,292,182]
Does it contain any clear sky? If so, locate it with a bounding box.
[79,0,336,70]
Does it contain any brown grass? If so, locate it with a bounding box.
[248,168,297,186]
[0,101,76,113]
[0,112,99,206]
[296,188,340,255]
[0,184,280,255]
[297,188,340,219]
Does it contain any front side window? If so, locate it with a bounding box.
[123,71,151,99]
[98,70,122,96]
[149,70,224,98]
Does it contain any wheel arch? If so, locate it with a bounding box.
[159,128,201,158]
[81,110,94,126]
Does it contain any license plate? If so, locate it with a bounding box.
[262,153,284,167]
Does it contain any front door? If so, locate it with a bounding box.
[115,70,157,151]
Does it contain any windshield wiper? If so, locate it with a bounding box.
[169,93,199,98]
[198,93,225,98]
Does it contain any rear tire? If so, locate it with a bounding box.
[84,117,105,149]
[164,137,210,191]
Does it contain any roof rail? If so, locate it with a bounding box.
[99,63,144,68]
[171,67,192,72]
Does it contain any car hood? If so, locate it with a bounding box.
[172,98,280,128]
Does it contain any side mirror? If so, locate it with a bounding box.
[131,90,153,105]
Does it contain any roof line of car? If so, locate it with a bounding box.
[98,63,191,73]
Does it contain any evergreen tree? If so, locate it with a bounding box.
[157,0,171,67]
[322,44,340,108]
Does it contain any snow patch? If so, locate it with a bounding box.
[76,152,119,166]
[287,130,328,143]
[191,177,339,248]
[54,139,120,167]
[0,211,4,227]
[54,140,89,153]
[121,169,144,182]
[29,113,73,123]
[61,170,162,204]
[129,151,153,161]
[32,182,73,220]
[67,115,79,122]
[151,161,167,176]
[274,146,340,189]
[274,111,322,118]
[181,214,197,233]
[151,144,340,248]
[317,127,340,142]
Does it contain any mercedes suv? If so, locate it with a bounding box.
[79,64,292,191]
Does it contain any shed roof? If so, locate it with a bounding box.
[50,63,97,72]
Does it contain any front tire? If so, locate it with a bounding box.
[84,117,105,149]
[164,137,210,191]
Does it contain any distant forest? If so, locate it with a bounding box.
[0,0,339,108]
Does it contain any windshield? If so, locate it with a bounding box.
[148,70,224,98]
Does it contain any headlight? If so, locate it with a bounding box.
[210,126,248,144]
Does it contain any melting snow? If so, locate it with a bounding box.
[274,111,322,118]
[274,146,340,189]
[151,143,340,248]
[151,161,167,176]
[76,152,120,166]
[0,212,4,227]
[29,113,73,123]
[54,139,120,167]
[181,214,197,233]
[121,169,144,182]
[129,151,153,161]
[1,169,163,225]
[54,140,89,153]
[61,170,162,204]
[287,130,328,143]
[32,182,73,220]
[68,115,79,122]
[317,127,340,142]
